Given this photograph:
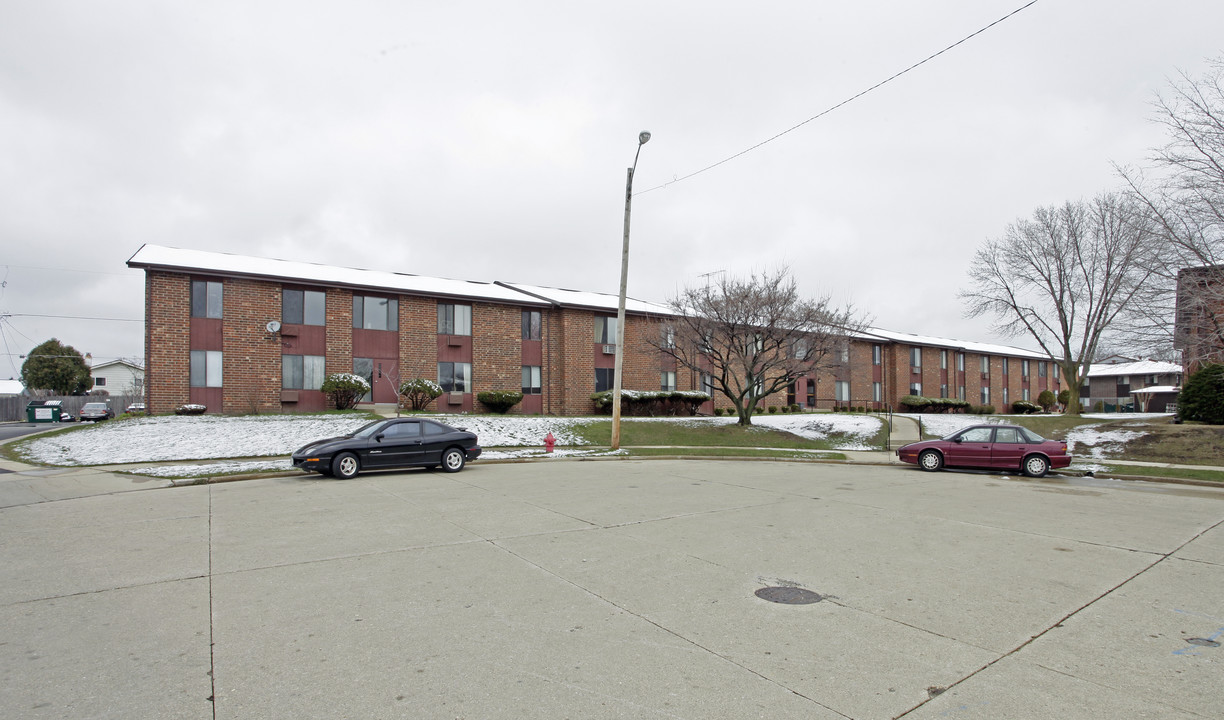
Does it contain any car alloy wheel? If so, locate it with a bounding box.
[1023,454,1049,478]
[333,452,360,479]
[918,449,943,472]
[441,448,465,473]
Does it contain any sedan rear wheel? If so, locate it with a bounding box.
[333,452,360,479]
[918,449,943,472]
[441,448,466,473]
[1023,454,1050,478]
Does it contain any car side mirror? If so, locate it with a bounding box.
[374,433,384,442]
[952,437,963,444]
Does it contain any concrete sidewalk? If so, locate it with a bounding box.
[3,459,1223,719]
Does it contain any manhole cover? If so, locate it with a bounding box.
[755,586,823,605]
[1186,637,1221,647]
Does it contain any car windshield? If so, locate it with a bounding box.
[83,403,106,410]
[350,420,390,438]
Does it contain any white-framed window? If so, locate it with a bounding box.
[981,387,991,405]
[437,303,472,336]
[1039,361,1047,378]
[283,354,326,390]
[661,371,676,391]
[438,362,471,392]
[700,373,714,397]
[190,350,222,387]
[835,381,850,402]
[940,384,948,398]
[872,344,882,365]
[910,348,922,369]
[793,338,809,360]
[839,345,849,363]
[980,355,990,375]
[1022,359,1030,378]
[95,377,107,387]
[958,385,966,400]
[909,381,922,396]
[1022,387,1030,401]
[283,289,326,326]
[1001,357,1010,376]
[957,353,965,372]
[522,366,541,395]
[940,350,948,369]
[662,326,676,350]
[1002,387,1010,405]
[191,280,223,319]
[1054,364,1060,380]
[873,382,882,402]
[353,295,398,331]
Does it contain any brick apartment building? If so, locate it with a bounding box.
[128,245,1061,416]
[1175,264,1224,373]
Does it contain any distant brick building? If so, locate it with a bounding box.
[1175,264,1224,373]
[128,245,1060,416]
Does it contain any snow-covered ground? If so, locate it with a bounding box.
[17,412,884,477]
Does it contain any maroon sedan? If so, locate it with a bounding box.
[897,423,1071,477]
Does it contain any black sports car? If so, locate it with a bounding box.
[292,417,482,479]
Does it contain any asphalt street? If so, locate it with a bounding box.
[1,458,1222,719]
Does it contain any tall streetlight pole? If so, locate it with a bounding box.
[610,131,651,451]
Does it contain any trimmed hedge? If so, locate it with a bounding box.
[591,390,711,417]
[1011,400,1042,415]
[477,390,523,414]
[899,395,971,413]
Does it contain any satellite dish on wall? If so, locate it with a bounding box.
[266,320,282,333]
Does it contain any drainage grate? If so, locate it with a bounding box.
[1186,637,1221,648]
[755,586,823,605]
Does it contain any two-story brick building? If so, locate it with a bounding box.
[128,245,1061,416]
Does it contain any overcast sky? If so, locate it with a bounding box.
[2,0,1222,377]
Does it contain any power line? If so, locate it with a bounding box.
[637,0,1041,196]
[5,313,142,322]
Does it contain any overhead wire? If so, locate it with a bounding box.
[636,0,1042,196]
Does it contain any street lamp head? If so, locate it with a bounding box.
[638,131,651,145]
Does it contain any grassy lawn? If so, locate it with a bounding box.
[623,447,847,460]
[1088,463,1224,484]
[574,418,879,451]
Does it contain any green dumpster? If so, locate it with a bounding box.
[26,400,62,423]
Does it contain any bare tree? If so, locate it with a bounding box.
[1119,57,1224,367]
[660,268,863,425]
[961,194,1156,415]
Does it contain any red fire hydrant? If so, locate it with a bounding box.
[544,432,556,453]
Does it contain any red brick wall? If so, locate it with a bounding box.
[221,277,282,414]
[145,272,190,415]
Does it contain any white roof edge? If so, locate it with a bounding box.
[127,244,551,307]
[856,327,1053,359]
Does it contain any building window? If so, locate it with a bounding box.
[835,381,850,402]
[283,355,326,390]
[661,371,676,391]
[1001,358,1009,376]
[872,344,882,365]
[595,317,617,344]
[522,366,541,395]
[1022,359,1030,378]
[1022,387,1030,401]
[353,358,374,402]
[910,348,921,369]
[1039,362,1048,378]
[957,353,965,372]
[190,350,222,387]
[1002,387,1010,405]
[438,362,471,392]
[353,295,398,331]
[1054,364,1060,380]
[792,338,808,359]
[595,368,615,393]
[521,310,541,340]
[980,387,991,405]
[662,326,676,350]
[940,384,948,398]
[437,303,471,336]
[283,289,326,326]
[806,379,816,406]
[909,381,922,396]
[191,280,223,319]
[94,377,107,387]
[958,385,966,400]
[980,355,990,376]
[873,382,882,402]
[701,373,714,397]
[940,350,948,369]
[839,345,849,363]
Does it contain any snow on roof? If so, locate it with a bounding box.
[1129,385,1181,394]
[127,244,550,306]
[89,358,144,371]
[857,327,1053,359]
[1087,360,1183,378]
[0,379,25,396]
[495,282,672,315]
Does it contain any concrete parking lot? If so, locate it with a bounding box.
[1,458,1222,719]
